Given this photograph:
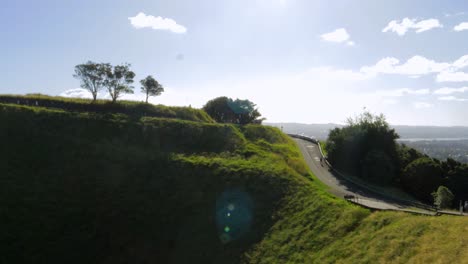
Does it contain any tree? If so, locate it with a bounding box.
[203,97,263,124]
[228,99,262,125]
[360,149,395,184]
[140,75,164,103]
[432,186,454,209]
[73,61,110,101]
[401,157,444,202]
[325,111,399,181]
[104,63,136,102]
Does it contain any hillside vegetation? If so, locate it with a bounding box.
[1,97,467,264]
[326,111,468,206]
[0,94,213,122]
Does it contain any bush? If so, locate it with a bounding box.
[432,186,454,209]
[202,96,262,124]
[402,158,444,202]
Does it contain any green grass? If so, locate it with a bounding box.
[1,98,467,264]
[0,94,214,122]
[319,140,328,157]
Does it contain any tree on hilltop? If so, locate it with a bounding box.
[140,75,164,103]
[73,61,110,101]
[104,63,136,103]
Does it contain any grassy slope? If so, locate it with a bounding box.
[0,94,214,122]
[1,99,467,264]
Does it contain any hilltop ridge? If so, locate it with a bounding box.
[1,96,467,264]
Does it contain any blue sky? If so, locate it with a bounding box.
[2,0,468,125]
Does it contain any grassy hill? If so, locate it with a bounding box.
[1,96,467,264]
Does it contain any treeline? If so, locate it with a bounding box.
[325,111,468,208]
[73,61,164,103]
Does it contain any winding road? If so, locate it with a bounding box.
[293,137,437,213]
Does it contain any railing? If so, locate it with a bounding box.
[288,133,438,213]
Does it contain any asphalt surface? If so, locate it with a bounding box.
[293,138,428,211]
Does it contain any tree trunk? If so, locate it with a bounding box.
[146,93,149,103]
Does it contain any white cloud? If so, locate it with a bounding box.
[452,55,468,69]
[361,56,451,76]
[382,18,442,36]
[302,66,370,81]
[60,88,93,99]
[413,102,433,109]
[359,54,468,82]
[445,12,465,17]
[454,22,468,31]
[433,87,468,94]
[438,96,468,101]
[128,12,187,33]
[374,88,430,97]
[320,28,354,45]
[436,71,468,82]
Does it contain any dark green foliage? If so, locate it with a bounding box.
[203,96,263,125]
[401,158,444,202]
[361,150,395,184]
[326,111,399,184]
[73,61,109,101]
[0,95,214,122]
[325,111,468,204]
[140,75,164,103]
[104,63,136,102]
[441,158,468,202]
[0,103,294,264]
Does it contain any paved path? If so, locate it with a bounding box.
[293,137,437,214]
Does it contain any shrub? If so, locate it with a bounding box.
[432,186,454,209]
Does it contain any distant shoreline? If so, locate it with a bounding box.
[398,138,468,142]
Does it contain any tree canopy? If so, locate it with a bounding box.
[73,61,110,101]
[326,111,399,184]
[104,63,136,102]
[140,75,164,103]
[203,97,263,125]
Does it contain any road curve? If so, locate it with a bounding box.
[293,137,421,211]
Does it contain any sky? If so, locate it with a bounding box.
[1,0,468,126]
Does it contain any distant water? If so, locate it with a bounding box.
[398,138,468,142]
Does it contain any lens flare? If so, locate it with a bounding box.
[215,189,253,244]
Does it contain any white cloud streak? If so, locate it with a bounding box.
[438,96,468,101]
[382,18,442,36]
[373,88,431,97]
[433,87,468,94]
[128,12,187,33]
[413,102,433,109]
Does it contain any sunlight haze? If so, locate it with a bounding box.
[2,0,468,125]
